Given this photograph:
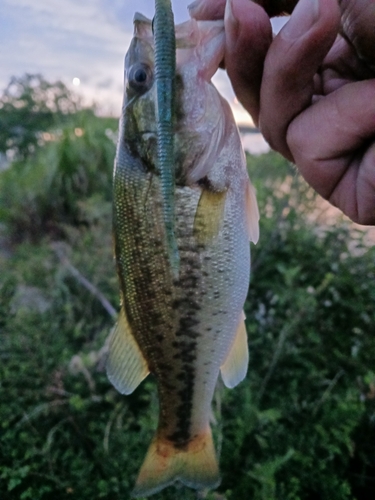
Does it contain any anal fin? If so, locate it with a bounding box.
[106,307,149,395]
[220,312,249,389]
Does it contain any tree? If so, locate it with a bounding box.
[0,74,80,160]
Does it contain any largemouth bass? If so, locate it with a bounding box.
[107,13,259,498]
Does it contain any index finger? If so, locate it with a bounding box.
[190,0,272,123]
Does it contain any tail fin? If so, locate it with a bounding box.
[131,428,220,498]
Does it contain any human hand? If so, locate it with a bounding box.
[189,0,375,225]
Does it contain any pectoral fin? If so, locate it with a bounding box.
[245,180,259,244]
[193,189,226,245]
[106,307,149,395]
[220,312,249,389]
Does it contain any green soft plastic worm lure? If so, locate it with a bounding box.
[153,0,179,274]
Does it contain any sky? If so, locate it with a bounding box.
[0,0,287,153]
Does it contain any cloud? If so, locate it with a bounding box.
[96,78,115,90]
[0,0,135,111]
[0,0,283,152]
[2,0,129,46]
[0,0,199,113]
[0,0,275,122]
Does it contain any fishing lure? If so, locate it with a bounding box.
[154,0,179,273]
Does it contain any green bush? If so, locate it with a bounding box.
[0,109,116,241]
[1,145,374,500]
[0,74,80,160]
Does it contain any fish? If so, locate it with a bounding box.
[107,12,259,498]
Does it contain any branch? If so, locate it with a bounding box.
[52,243,117,319]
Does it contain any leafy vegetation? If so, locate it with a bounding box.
[0,76,374,500]
[0,74,117,242]
[0,74,80,161]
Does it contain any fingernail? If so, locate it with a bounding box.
[188,0,203,16]
[282,0,320,39]
[225,0,239,36]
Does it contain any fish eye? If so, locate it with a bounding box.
[134,68,147,83]
[128,63,153,93]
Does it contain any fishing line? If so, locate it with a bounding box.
[123,95,136,111]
